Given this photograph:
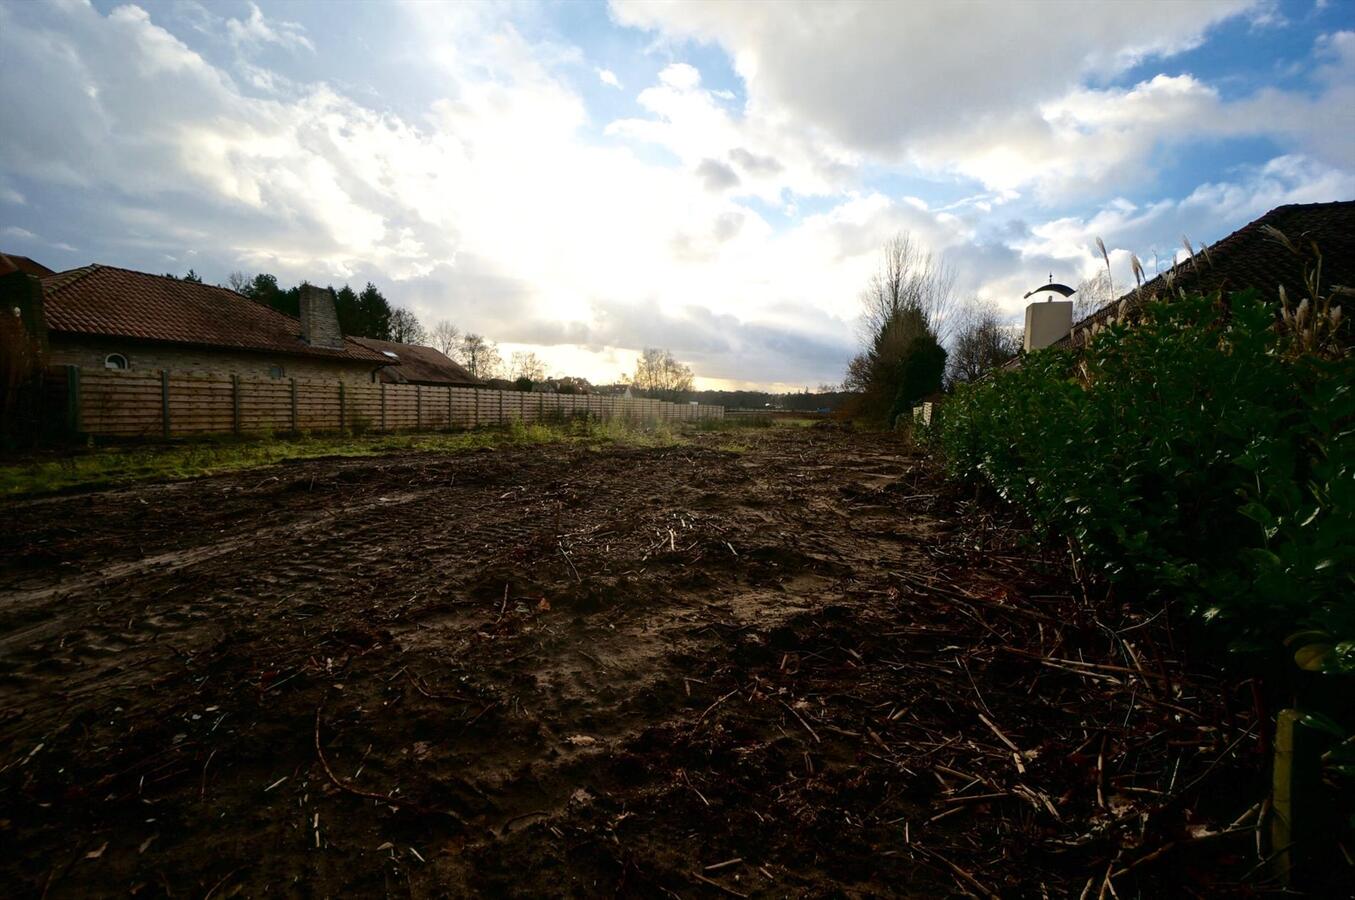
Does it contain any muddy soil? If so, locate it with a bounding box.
[0,427,1263,897]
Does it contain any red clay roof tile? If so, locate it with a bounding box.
[39,265,388,364]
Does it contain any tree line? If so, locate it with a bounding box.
[224,272,419,345]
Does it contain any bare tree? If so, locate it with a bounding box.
[389,308,426,344]
[859,233,960,346]
[458,334,503,380]
[226,271,251,294]
[428,320,461,357]
[628,347,695,395]
[948,300,1020,385]
[510,351,547,382]
[846,233,954,421]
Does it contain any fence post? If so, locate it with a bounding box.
[290,377,298,433]
[232,374,241,435]
[447,386,452,430]
[160,370,171,439]
[338,382,346,433]
[416,385,422,431]
[380,383,387,431]
[65,365,81,435]
[498,390,504,424]
[474,389,479,427]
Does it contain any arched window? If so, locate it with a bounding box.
[104,353,128,370]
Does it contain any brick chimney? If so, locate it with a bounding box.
[298,284,343,349]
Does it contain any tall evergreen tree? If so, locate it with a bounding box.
[333,285,362,336]
[357,283,393,340]
[888,331,947,426]
[240,273,300,318]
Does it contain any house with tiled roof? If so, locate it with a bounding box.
[0,252,55,278]
[1057,200,1355,349]
[352,337,481,387]
[1,260,396,384]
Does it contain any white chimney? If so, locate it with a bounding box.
[1023,300,1072,351]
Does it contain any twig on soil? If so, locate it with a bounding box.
[913,845,999,899]
[697,688,740,724]
[315,712,393,803]
[692,870,748,898]
[977,713,1019,753]
[705,857,742,871]
[576,649,607,670]
[778,699,821,744]
[314,707,468,826]
[203,867,243,900]
[200,748,217,800]
[559,542,581,583]
[407,672,477,703]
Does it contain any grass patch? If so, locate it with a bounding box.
[688,416,773,432]
[0,418,682,497]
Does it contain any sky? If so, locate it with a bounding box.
[1,0,1352,391]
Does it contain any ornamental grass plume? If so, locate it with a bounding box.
[1264,224,1349,357]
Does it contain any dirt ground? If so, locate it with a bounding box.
[1,426,1267,898]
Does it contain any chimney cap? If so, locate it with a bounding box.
[1023,282,1077,300]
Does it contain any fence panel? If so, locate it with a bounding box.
[68,367,724,437]
[383,384,418,430]
[80,369,165,437]
[344,384,380,431]
[296,379,341,431]
[167,373,233,435]
[238,378,292,433]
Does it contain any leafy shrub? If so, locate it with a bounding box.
[937,290,1353,671]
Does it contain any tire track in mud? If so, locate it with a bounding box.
[0,489,432,611]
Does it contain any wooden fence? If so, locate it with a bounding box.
[63,367,723,438]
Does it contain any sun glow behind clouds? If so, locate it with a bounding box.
[0,1,1351,389]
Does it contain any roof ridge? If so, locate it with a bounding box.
[41,264,103,295]
[84,263,245,295]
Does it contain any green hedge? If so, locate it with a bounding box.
[936,291,1354,671]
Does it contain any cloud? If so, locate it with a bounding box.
[597,67,621,88]
[606,60,859,200]
[2,226,36,240]
[910,73,1224,202]
[695,158,740,191]
[226,2,314,54]
[729,147,782,176]
[611,1,1353,203]
[611,0,1257,156]
[658,62,701,90]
